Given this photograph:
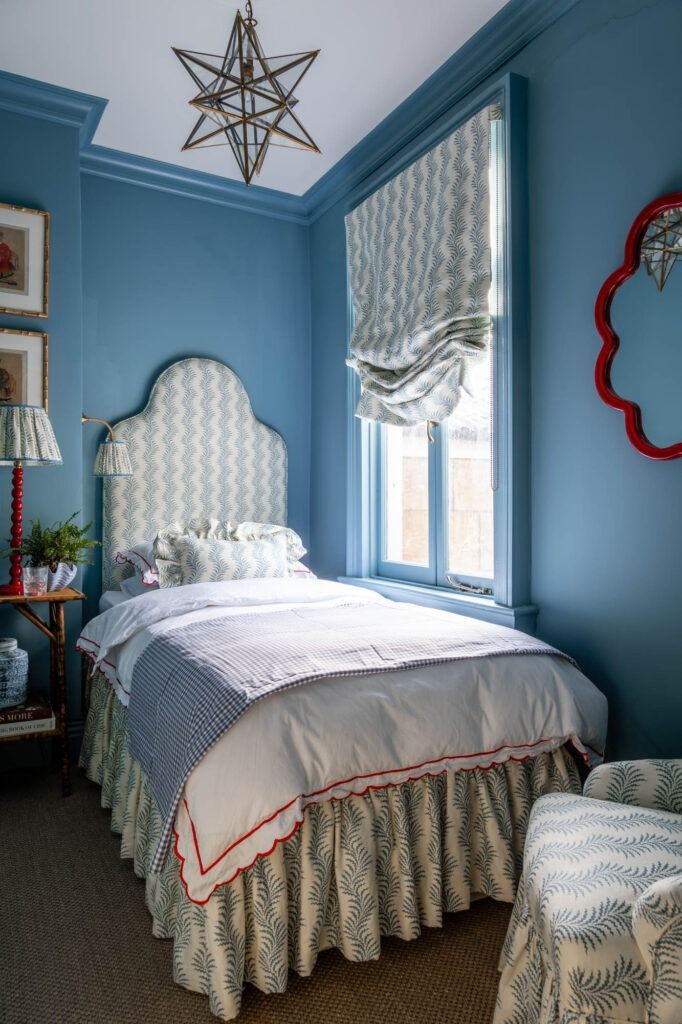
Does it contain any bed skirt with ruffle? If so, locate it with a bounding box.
[79,670,581,1020]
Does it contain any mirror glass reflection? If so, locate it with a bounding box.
[610,207,682,449]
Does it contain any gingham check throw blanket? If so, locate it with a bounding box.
[128,599,572,871]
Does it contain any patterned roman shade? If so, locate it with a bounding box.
[346,106,494,426]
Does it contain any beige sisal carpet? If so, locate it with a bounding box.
[0,767,511,1024]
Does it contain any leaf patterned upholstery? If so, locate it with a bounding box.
[495,761,682,1024]
[632,874,682,1022]
[102,358,287,590]
[584,759,682,814]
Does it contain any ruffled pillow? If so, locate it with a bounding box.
[153,519,309,588]
[115,543,158,586]
[231,522,306,565]
[153,518,235,589]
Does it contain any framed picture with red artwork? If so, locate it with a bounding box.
[0,327,49,468]
[0,328,48,408]
[0,203,49,318]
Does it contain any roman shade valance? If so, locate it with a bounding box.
[346,106,494,426]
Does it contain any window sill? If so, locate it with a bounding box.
[338,576,538,634]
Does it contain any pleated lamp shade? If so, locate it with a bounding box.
[94,439,133,477]
[0,405,62,594]
[0,404,62,464]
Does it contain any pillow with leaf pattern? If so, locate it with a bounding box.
[154,518,308,588]
[166,534,290,586]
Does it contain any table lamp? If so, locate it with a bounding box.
[0,404,62,595]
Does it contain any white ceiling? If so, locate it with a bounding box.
[0,0,509,196]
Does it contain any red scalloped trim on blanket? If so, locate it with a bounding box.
[77,642,130,697]
[115,550,158,585]
[172,735,596,904]
[173,813,304,907]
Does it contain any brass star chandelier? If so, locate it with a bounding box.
[173,1,320,185]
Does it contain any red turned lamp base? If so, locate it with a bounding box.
[0,582,24,595]
[1,462,24,596]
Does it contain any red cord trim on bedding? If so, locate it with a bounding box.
[172,734,595,904]
[77,642,130,697]
[115,550,158,584]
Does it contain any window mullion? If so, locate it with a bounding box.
[431,423,447,587]
[490,102,507,606]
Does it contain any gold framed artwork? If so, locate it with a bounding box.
[0,329,48,412]
[0,203,49,317]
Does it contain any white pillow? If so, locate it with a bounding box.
[292,560,316,578]
[167,534,290,586]
[115,543,159,586]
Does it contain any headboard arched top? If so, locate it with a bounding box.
[102,357,287,590]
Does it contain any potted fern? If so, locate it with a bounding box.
[5,513,99,592]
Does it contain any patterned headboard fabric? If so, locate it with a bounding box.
[102,358,287,590]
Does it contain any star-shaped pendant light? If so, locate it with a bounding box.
[641,206,682,291]
[173,1,320,185]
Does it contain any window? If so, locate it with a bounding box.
[346,77,528,618]
[372,100,502,595]
[377,341,495,591]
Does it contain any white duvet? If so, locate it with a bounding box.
[79,578,607,903]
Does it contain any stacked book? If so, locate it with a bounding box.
[0,700,55,737]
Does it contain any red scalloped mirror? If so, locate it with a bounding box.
[595,192,682,460]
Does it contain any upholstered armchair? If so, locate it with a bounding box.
[494,759,682,1024]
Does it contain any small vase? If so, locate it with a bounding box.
[0,638,29,708]
[23,565,49,596]
[47,563,77,592]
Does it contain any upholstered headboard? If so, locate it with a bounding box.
[102,358,287,590]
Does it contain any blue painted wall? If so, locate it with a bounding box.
[80,175,311,622]
[0,109,84,715]
[309,0,682,759]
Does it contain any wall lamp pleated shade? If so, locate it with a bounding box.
[82,414,133,478]
[94,439,133,477]
[0,404,62,464]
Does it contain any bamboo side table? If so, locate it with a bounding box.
[0,587,85,795]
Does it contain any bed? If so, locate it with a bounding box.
[78,357,607,1020]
